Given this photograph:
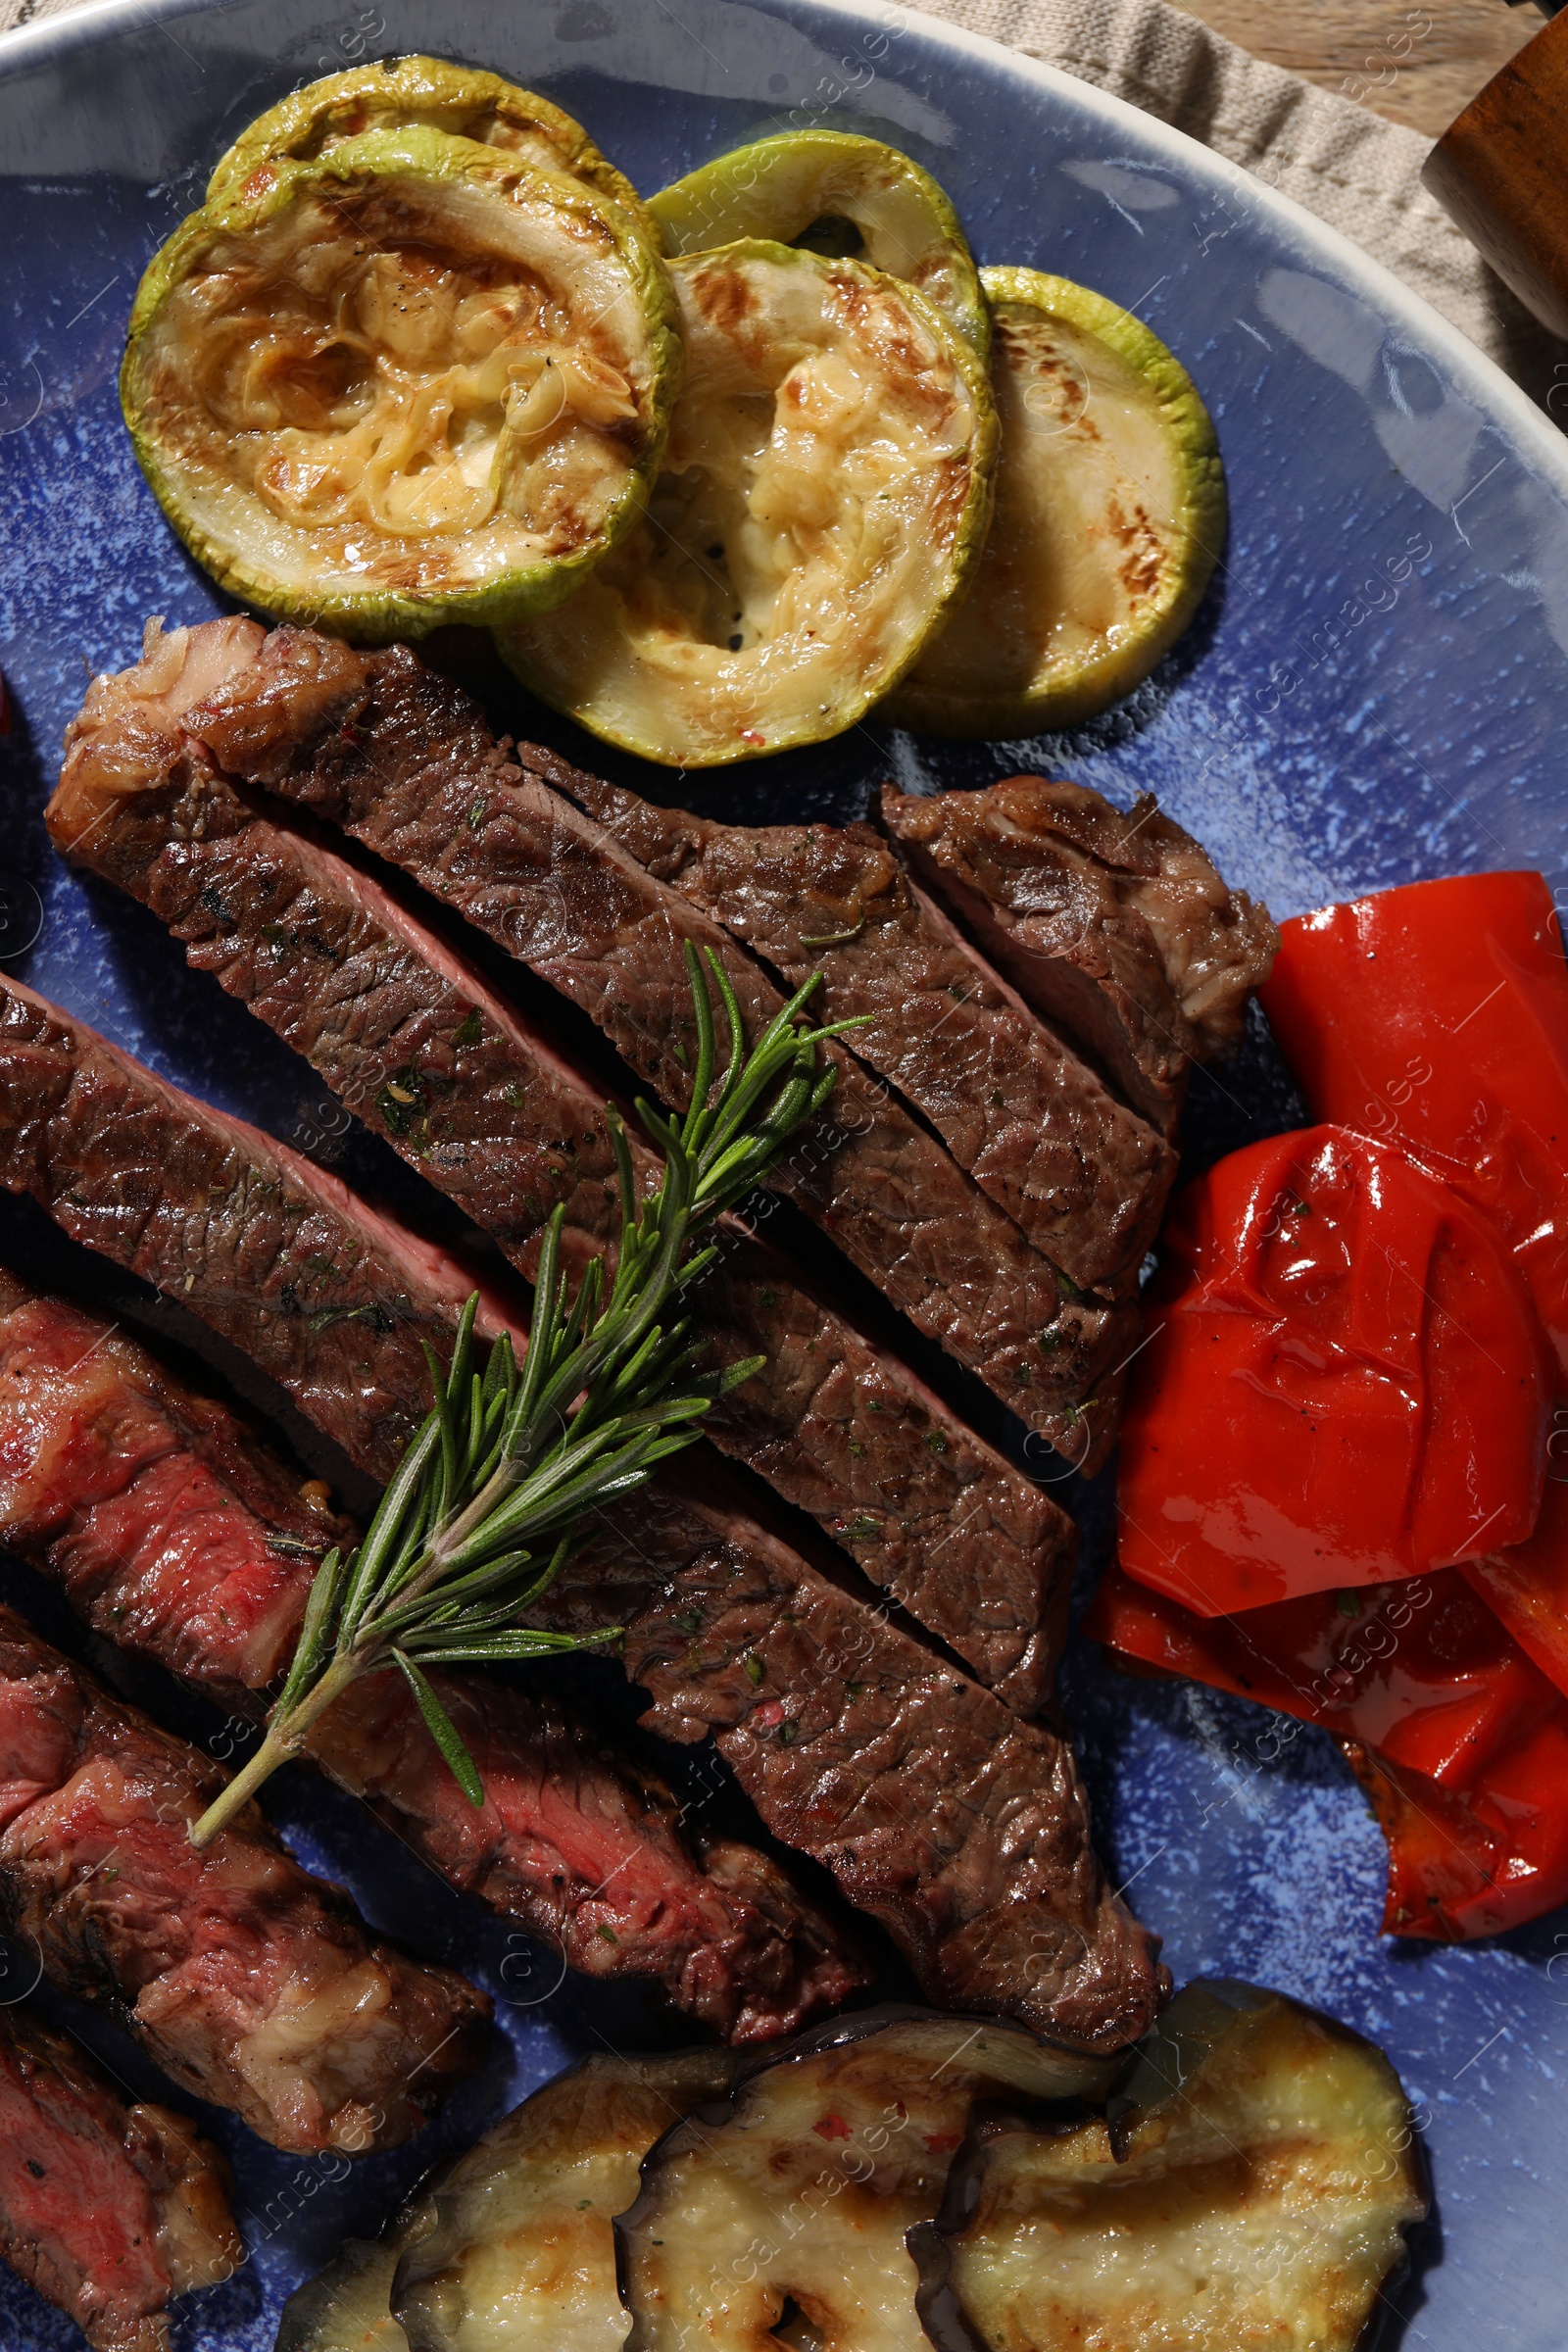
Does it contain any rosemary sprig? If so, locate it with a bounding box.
[190,946,855,1847]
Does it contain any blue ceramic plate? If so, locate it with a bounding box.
[4,3,1568,2344]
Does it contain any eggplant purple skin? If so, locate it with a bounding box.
[611,2008,927,2342]
[612,2004,1117,2349]
[905,1982,1433,2352]
[908,2134,1427,2352]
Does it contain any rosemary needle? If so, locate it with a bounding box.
[190,945,858,1846]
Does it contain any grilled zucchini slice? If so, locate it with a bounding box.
[616,2011,1115,2352]
[392,2048,735,2351]
[496,241,997,765]
[888,269,1225,738]
[122,128,679,640]
[649,131,987,353]
[207,56,648,229]
[914,1981,1428,2352]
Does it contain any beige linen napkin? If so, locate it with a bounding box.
[933,0,1563,400]
[3,0,1560,399]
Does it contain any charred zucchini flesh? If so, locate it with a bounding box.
[392,2048,734,2351]
[207,55,648,228]
[649,131,987,353]
[889,269,1224,737]
[122,129,679,639]
[917,1981,1428,2352]
[616,2012,1114,2352]
[496,240,997,764]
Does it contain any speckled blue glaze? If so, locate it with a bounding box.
[2,2,1568,2345]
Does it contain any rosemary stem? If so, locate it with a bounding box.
[188,1650,364,1849]
[185,949,859,1843]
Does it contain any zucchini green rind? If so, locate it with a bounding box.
[392,2048,735,2352]
[495,239,998,766]
[615,2010,1113,2352]
[913,1981,1429,2352]
[888,268,1226,738]
[207,54,650,229]
[649,129,988,354]
[122,127,680,641]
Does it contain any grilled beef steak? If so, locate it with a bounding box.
[881,779,1279,1136]
[0,1605,488,2153]
[0,971,494,1475]
[69,617,1138,1459]
[0,980,1165,2050]
[0,1268,862,2041]
[566,785,1175,1292]
[558,1462,1168,2054]
[0,2002,240,2352]
[48,708,1072,1706]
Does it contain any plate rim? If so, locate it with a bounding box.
[3,0,1566,497]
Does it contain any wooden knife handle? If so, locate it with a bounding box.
[1422,6,1568,343]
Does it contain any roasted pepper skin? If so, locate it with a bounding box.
[1116,1124,1551,1615]
[1262,871,1568,1367]
[1086,1559,1568,1938]
[1103,873,1568,1936]
[1263,873,1568,1693]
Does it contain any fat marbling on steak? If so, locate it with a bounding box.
[0,1265,861,2042]
[0,1605,488,2154]
[0,978,1165,2050]
[881,778,1279,1137]
[49,643,1072,1707]
[567,782,1176,1293]
[0,2002,241,2352]
[118,616,1139,1462]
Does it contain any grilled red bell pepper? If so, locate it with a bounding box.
[1262,871,1568,1368]
[1461,1472,1568,1701]
[1116,1124,1552,1614]
[1263,872,1568,1693]
[1085,1558,1568,1937]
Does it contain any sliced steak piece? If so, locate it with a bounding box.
[0,1269,863,2043]
[547,1463,1168,2055]
[0,1605,489,2154]
[566,786,1175,1291]
[0,2001,241,2352]
[49,720,1070,1707]
[0,971,495,1476]
[0,979,1164,2049]
[881,778,1279,1136]
[80,617,1138,1455]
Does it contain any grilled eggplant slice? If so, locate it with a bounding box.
[207,56,649,228]
[616,2011,1115,2352]
[889,269,1224,737]
[649,131,987,353]
[392,2048,736,2351]
[275,2236,412,2351]
[122,128,679,639]
[496,240,996,764]
[914,1981,1428,2352]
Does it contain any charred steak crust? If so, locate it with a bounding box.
[565,785,1176,1292]
[0,1274,863,2043]
[556,1467,1169,2055]
[0,2002,241,2352]
[0,1604,489,2155]
[118,617,1139,1462]
[880,779,1279,1137]
[48,701,1071,1707]
[0,977,1163,2051]
[0,972,471,1478]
